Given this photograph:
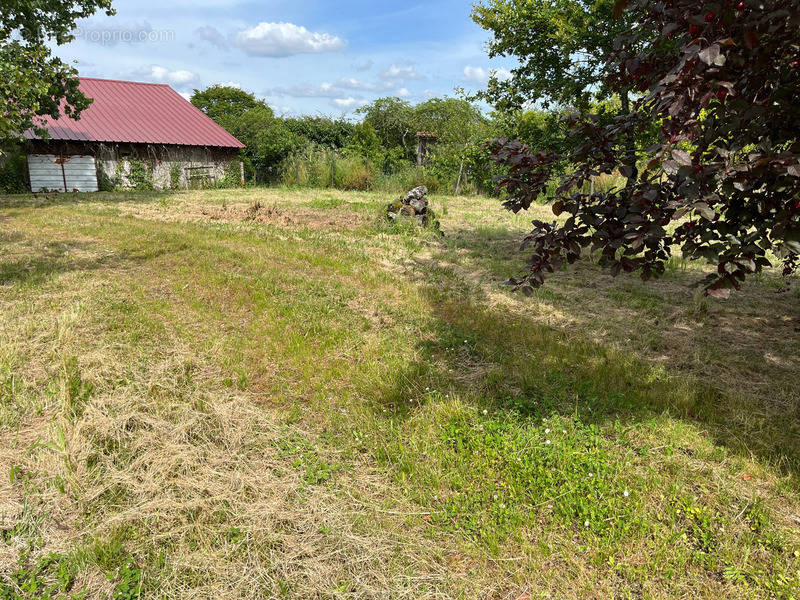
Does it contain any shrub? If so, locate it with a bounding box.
[333,154,373,191]
[217,161,242,189]
[0,145,29,193]
[123,158,153,191]
[169,163,182,190]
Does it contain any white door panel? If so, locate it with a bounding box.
[28,154,98,192]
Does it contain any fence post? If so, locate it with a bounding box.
[454,158,465,195]
[416,140,422,185]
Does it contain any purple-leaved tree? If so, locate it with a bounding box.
[489,0,800,298]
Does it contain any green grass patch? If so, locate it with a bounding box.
[1,188,798,599]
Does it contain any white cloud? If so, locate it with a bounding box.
[163,0,249,5]
[397,87,410,97]
[381,64,423,80]
[147,65,198,85]
[493,67,513,82]
[234,22,347,57]
[353,59,374,72]
[462,65,488,83]
[269,82,340,98]
[333,97,368,110]
[179,92,192,101]
[73,21,164,47]
[194,25,228,49]
[335,77,395,92]
[463,65,514,84]
[269,104,296,117]
[270,78,398,98]
[337,77,370,90]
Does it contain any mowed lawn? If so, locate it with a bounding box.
[1,188,798,600]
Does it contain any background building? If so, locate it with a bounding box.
[24,78,244,192]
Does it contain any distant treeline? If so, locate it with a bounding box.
[189,85,579,195]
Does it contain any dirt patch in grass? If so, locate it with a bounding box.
[119,198,371,232]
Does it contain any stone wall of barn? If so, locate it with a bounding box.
[26,141,243,191]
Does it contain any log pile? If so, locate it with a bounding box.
[386,186,439,230]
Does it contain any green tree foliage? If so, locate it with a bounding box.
[357,96,490,164]
[357,97,417,157]
[0,0,115,142]
[415,98,488,145]
[471,0,637,112]
[191,85,301,182]
[190,84,266,122]
[491,108,568,156]
[192,86,363,181]
[472,0,649,179]
[221,105,276,152]
[349,122,380,157]
[252,120,302,178]
[491,97,632,160]
[283,116,355,148]
[351,96,500,192]
[191,85,497,192]
[191,85,274,149]
[0,142,29,193]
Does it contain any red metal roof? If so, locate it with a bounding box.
[25,78,245,148]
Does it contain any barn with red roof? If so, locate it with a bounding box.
[24,78,245,192]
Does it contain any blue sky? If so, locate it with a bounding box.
[58,0,515,118]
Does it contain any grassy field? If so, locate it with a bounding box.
[0,187,798,600]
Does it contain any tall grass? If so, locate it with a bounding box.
[280,148,485,196]
[535,170,628,204]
